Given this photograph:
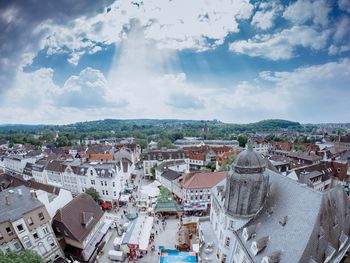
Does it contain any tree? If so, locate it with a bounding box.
[206,161,216,172]
[220,155,238,171]
[85,187,101,202]
[0,250,44,263]
[150,164,158,177]
[158,139,175,148]
[237,135,248,147]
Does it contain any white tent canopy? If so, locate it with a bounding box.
[140,183,160,198]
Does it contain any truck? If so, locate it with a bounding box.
[108,250,125,261]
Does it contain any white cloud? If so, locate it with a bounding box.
[283,0,331,27]
[58,67,126,108]
[333,16,350,43]
[229,26,330,60]
[34,0,254,64]
[251,9,276,30]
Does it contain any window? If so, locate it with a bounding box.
[101,181,104,186]
[105,190,109,195]
[33,232,39,239]
[13,242,21,250]
[27,217,34,226]
[112,182,115,187]
[225,237,230,247]
[38,212,45,221]
[221,254,227,263]
[43,227,49,235]
[102,190,105,195]
[90,170,93,176]
[6,227,13,236]
[91,180,95,185]
[16,224,24,232]
[24,240,32,249]
[114,191,116,196]
[48,237,55,247]
[104,181,107,186]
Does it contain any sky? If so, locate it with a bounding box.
[0,0,349,124]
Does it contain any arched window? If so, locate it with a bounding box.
[47,236,55,247]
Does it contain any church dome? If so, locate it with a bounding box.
[224,144,269,218]
[233,145,267,174]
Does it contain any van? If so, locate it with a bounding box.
[108,250,125,261]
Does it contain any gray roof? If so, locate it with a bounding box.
[0,185,44,223]
[233,148,267,174]
[161,169,181,181]
[233,170,350,262]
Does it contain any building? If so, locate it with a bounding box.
[251,141,270,155]
[77,161,126,204]
[159,169,182,195]
[287,161,349,191]
[141,149,188,178]
[181,171,227,210]
[0,186,63,262]
[204,145,350,263]
[52,193,111,263]
[4,155,37,175]
[155,159,190,181]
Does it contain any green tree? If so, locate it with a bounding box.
[237,135,248,147]
[0,250,44,263]
[85,187,101,202]
[206,161,216,172]
[134,138,148,149]
[158,139,175,148]
[150,164,158,177]
[220,155,238,171]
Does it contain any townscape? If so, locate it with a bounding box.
[1,120,350,263]
[1,0,350,262]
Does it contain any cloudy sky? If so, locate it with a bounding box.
[1,0,349,124]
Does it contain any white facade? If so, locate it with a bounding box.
[252,143,270,155]
[77,162,129,203]
[4,156,36,175]
[183,188,212,205]
[36,189,73,219]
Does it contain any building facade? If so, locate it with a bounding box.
[0,186,63,262]
[206,145,350,263]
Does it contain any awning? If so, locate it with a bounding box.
[81,220,112,260]
[139,217,154,251]
[101,201,112,209]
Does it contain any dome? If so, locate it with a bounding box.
[233,145,267,174]
[224,143,269,218]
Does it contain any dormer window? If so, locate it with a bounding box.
[251,236,269,255]
[324,243,336,263]
[339,231,349,250]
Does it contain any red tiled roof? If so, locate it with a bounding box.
[89,153,113,161]
[181,171,227,189]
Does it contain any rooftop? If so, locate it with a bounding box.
[0,185,44,223]
[182,171,227,189]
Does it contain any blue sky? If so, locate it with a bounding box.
[0,0,349,124]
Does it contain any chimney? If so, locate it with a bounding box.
[30,190,37,199]
[5,195,10,205]
[18,189,22,196]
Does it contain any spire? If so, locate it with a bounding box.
[247,138,253,152]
